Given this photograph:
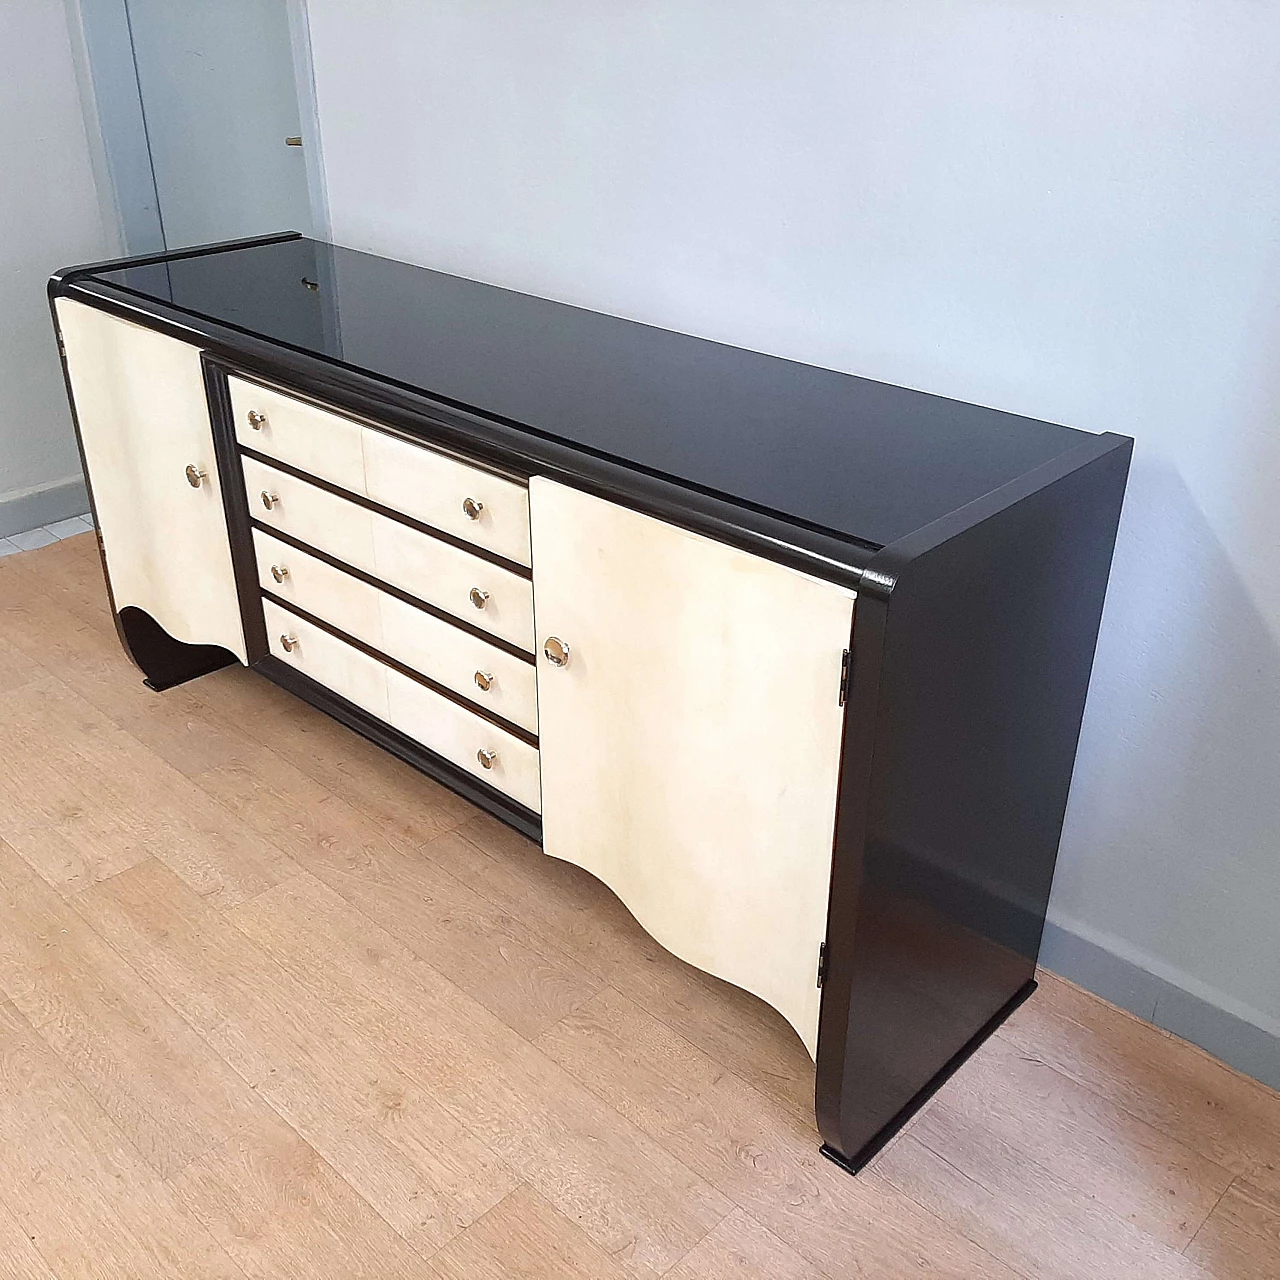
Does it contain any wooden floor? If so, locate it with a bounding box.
[0,533,1276,1279]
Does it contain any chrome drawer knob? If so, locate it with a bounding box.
[543,636,570,667]
[247,409,268,430]
[280,633,299,653]
[474,670,494,692]
[270,564,289,584]
[469,586,489,610]
[462,496,484,521]
[261,490,280,510]
[185,464,207,488]
[477,748,497,770]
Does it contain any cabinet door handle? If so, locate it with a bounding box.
[474,670,494,692]
[462,496,484,521]
[280,633,299,652]
[261,490,280,510]
[476,748,497,769]
[247,409,268,430]
[543,636,570,667]
[270,564,289,584]
[469,587,489,610]
[185,464,207,488]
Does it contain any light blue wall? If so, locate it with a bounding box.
[305,2,1280,1067]
[0,0,112,525]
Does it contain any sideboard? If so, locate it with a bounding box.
[49,232,1131,1175]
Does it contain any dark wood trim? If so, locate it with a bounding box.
[262,592,539,746]
[255,654,543,841]
[820,977,1037,1175]
[814,433,1132,1169]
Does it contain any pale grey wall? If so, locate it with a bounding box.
[0,0,113,525]
[305,3,1280,1061]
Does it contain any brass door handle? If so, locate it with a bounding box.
[247,409,268,430]
[462,496,484,521]
[474,670,494,692]
[469,587,489,610]
[543,636,570,667]
[261,490,280,510]
[270,564,289,584]
[185,464,207,488]
[280,633,299,652]
[285,136,303,147]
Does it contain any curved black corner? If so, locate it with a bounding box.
[48,230,304,300]
[115,607,237,692]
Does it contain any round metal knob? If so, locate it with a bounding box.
[185,464,207,488]
[280,633,299,653]
[476,748,497,770]
[543,636,570,667]
[270,564,289,584]
[469,587,489,610]
[462,496,484,521]
[261,490,280,510]
[247,409,268,430]
[474,670,494,692]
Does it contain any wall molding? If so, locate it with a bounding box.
[0,474,90,538]
[1040,918,1280,1091]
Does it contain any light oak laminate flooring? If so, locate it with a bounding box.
[0,534,1276,1278]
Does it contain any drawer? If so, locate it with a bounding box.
[263,598,388,720]
[253,529,539,734]
[385,665,541,813]
[265,598,540,813]
[243,454,376,572]
[363,427,531,567]
[231,376,365,494]
[243,456,535,651]
[231,375,531,568]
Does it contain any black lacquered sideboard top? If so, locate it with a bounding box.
[77,234,1096,553]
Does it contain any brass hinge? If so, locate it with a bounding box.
[816,942,828,988]
[838,649,851,706]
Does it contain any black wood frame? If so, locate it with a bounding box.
[49,234,1132,1175]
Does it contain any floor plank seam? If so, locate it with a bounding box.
[1180,1176,1234,1257]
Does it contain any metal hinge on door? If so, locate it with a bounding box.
[816,942,829,988]
[838,649,851,706]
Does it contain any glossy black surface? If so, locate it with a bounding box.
[88,237,1090,550]
[815,434,1132,1166]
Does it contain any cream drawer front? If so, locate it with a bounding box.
[385,667,541,813]
[371,517,534,652]
[243,455,376,572]
[231,375,531,567]
[363,427,531,567]
[230,376,365,493]
[253,530,538,733]
[263,599,388,720]
[252,529,381,641]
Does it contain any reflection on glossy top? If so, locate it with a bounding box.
[91,237,1089,548]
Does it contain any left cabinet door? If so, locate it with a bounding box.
[55,299,247,662]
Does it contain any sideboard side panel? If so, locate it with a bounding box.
[53,299,247,665]
[816,435,1132,1168]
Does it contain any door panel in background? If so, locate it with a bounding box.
[126,0,312,247]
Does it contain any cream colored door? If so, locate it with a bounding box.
[55,300,246,662]
[530,478,855,1058]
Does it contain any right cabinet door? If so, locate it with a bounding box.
[530,478,855,1057]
